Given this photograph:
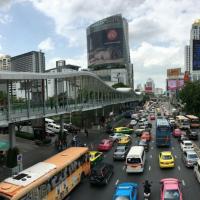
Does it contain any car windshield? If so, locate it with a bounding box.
[185,142,192,146]
[127,157,141,164]
[188,154,198,159]
[164,189,180,200]
[162,155,172,160]
[114,196,130,200]
[116,148,125,152]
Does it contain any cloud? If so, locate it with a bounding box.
[38,37,55,51]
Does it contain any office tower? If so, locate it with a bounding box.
[87,14,133,88]
[184,45,190,72]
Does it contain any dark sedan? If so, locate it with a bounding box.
[186,129,199,140]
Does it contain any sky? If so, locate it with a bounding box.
[0,0,200,89]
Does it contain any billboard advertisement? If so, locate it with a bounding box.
[193,40,200,71]
[167,68,181,77]
[145,86,153,93]
[167,79,184,91]
[87,28,124,66]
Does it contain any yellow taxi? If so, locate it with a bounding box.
[114,127,134,134]
[159,151,175,168]
[89,151,103,167]
[117,136,132,146]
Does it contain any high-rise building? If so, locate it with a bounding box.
[184,45,190,71]
[0,55,11,71]
[11,51,45,72]
[144,78,155,94]
[86,14,133,88]
[190,19,200,81]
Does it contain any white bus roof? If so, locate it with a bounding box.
[127,146,144,157]
[185,115,199,119]
[176,115,189,120]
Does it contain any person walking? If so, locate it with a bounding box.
[85,129,89,138]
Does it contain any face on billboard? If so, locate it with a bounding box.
[193,40,200,71]
[87,28,123,66]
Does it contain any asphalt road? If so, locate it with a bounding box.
[69,117,200,200]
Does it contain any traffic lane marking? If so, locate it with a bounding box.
[115,179,119,185]
[182,179,186,186]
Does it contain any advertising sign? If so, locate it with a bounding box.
[145,86,152,93]
[167,68,181,77]
[87,28,124,66]
[193,40,200,71]
[167,79,184,91]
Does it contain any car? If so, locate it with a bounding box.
[129,120,137,127]
[113,145,130,160]
[182,150,199,167]
[180,140,194,152]
[98,139,113,151]
[112,182,138,200]
[114,127,134,134]
[178,134,188,142]
[138,139,149,152]
[194,159,200,183]
[160,178,183,200]
[172,129,182,137]
[89,151,104,167]
[186,129,199,140]
[159,151,175,168]
[141,131,152,142]
[150,114,155,120]
[109,133,129,142]
[117,136,132,146]
[134,128,145,137]
[89,162,113,185]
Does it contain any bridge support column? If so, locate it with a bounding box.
[9,123,16,148]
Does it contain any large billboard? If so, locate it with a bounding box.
[167,68,181,77]
[193,40,200,71]
[167,79,184,91]
[87,28,124,66]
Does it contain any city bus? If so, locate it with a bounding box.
[0,147,90,200]
[185,115,200,128]
[156,118,171,147]
[175,115,190,129]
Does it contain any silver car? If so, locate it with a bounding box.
[113,146,129,160]
[182,150,199,167]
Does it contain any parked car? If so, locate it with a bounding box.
[98,139,113,151]
[180,140,194,152]
[186,129,199,140]
[194,159,200,184]
[114,127,134,134]
[89,151,104,167]
[182,150,199,167]
[159,151,175,168]
[138,139,149,152]
[109,133,129,142]
[112,182,138,200]
[113,145,130,160]
[172,129,182,137]
[160,178,183,200]
[89,162,113,185]
[134,128,145,137]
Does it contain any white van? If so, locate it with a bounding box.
[126,146,146,173]
[46,123,68,134]
[45,118,55,124]
[194,159,200,183]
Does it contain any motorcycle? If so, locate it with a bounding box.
[143,180,152,200]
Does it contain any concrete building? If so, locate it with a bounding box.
[0,55,11,71]
[144,78,155,94]
[184,45,190,71]
[46,60,80,97]
[86,14,133,88]
[190,19,200,81]
[11,51,45,73]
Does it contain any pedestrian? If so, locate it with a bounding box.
[85,129,89,138]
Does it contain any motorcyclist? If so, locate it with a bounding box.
[144,180,152,194]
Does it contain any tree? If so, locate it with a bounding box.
[112,82,128,89]
[179,81,200,115]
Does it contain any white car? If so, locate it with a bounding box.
[180,140,194,152]
[109,133,129,142]
[130,120,137,126]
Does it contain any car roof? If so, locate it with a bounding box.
[92,162,109,170]
[162,179,179,190]
[183,140,192,144]
[161,151,172,156]
[115,182,137,196]
[185,150,197,155]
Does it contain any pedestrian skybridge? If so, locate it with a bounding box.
[0,71,142,126]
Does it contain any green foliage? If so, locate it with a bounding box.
[112,82,128,88]
[6,147,19,168]
[179,81,200,115]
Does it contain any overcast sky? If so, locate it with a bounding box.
[0,0,200,89]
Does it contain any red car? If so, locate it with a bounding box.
[98,139,113,151]
[172,129,182,137]
[141,131,152,141]
[150,114,155,120]
[160,178,183,200]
